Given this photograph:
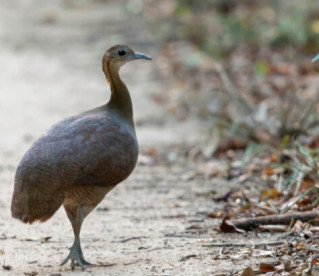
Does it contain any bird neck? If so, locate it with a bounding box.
[103,60,134,125]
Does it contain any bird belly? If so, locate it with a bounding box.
[63,185,111,216]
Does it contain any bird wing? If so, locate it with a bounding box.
[12,109,138,223]
[24,110,137,186]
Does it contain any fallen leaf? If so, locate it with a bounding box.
[259,263,275,272]
[283,261,293,272]
[2,264,11,271]
[305,135,319,149]
[291,220,304,232]
[220,216,245,233]
[300,179,316,191]
[269,154,278,163]
[263,168,275,176]
[241,266,255,276]
[295,241,307,250]
[296,196,312,208]
[261,188,282,199]
[311,259,319,267]
[309,218,319,226]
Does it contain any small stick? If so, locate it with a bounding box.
[117,236,148,243]
[231,210,319,230]
[202,241,284,248]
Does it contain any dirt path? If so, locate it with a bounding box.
[0,1,283,275]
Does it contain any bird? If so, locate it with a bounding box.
[11,45,152,270]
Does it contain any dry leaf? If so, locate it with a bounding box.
[2,264,11,271]
[297,196,312,207]
[309,218,319,226]
[220,216,245,233]
[305,135,319,149]
[291,220,304,232]
[259,263,275,272]
[311,259,319,267]
[262,188,281,199]
[300,179,316,191]
[295,241,307,250]
[263,168,275,176]
[241,266,255,276]
[269,154,278,163]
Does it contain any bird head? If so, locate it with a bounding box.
[103,45,152,69]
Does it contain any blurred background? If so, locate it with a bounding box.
[1,0,319,273]
[2,0,319,192]
[2,0,319,151]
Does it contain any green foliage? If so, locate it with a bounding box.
[165,0,319,56]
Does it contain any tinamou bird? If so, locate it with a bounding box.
[11,45,151,270]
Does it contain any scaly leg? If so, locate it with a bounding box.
[60,206,93,270]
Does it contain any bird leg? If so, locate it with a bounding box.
[60,206,93,270]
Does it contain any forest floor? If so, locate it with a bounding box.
[0,1,317,275]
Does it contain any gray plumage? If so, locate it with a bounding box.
[11,45,151,270]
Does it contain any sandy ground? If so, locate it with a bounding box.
[0,1,284,275]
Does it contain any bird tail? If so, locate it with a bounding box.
[11,185,65,224]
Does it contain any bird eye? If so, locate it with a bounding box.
[118,50,127,56]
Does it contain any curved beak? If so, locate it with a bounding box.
[133,52,152,60]
[312,53,319,62]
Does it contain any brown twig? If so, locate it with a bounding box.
[202,241,284,247]
[232,210,319,230]
[117,236,148,243]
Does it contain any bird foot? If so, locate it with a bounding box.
[60,245,94,271]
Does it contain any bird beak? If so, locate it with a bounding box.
[133,52,152,60]
[312,53,319,62]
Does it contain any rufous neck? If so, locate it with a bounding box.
[103,59,134,124]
